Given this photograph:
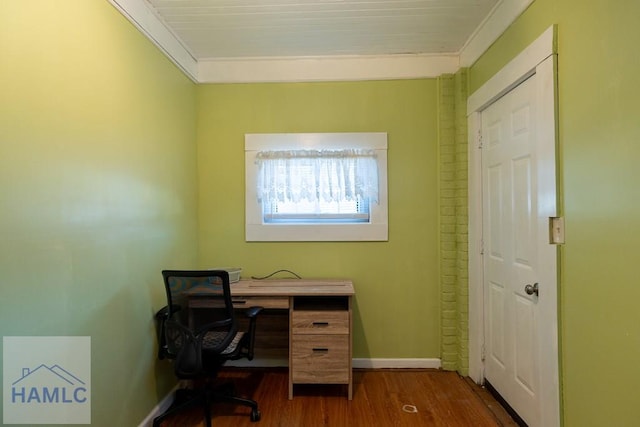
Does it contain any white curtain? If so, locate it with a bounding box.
[255,149,379,204]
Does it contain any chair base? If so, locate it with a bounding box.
[153,382,260,427]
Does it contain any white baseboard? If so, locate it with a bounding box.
[353,358,441,369]
[137,385,177,427]
[227,357,442,369]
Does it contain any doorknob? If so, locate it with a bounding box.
[525,282,539,297]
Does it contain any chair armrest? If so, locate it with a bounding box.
[244,306,264,319]
[156,305,170,320]
[156,305,181,320]
[155,305,183,360]
[155,306,170,360]
[241,306,263,361]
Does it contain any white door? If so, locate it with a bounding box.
[481,71,557,427]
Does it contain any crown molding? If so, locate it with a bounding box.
[197,54,459,83]
[111,0,532,83]
[108,0,198,82]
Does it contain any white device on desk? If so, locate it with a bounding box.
[208,267,242,283]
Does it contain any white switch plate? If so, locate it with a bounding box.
[549,217,565,244]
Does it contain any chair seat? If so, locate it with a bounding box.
[203,331,244,355]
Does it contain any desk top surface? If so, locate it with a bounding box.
[188,278,354,297]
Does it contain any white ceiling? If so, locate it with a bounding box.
[145,0,499,59]
[111,0,534,82]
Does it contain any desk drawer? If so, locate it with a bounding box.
[291,335,349,383]
[232,296,289,310]
[190,296,289,310]
[291,310,349,334]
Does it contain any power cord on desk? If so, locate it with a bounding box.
[251,269,302,280]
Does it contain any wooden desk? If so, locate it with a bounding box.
[187,279,355,400]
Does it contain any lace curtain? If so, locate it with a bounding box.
[255,149,379,204]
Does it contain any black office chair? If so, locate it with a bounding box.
[154,270,263,426]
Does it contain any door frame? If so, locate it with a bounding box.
[467,25,560,426]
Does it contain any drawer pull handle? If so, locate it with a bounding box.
[232,300,247,304]
[312,348,329,353]
[312,322,329,326]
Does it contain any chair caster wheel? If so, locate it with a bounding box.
[250,409,261,422]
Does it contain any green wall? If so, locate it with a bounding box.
[196,80,441,359]
[7,0,636,425]
[470,1,640,425]
[0,1,197,425]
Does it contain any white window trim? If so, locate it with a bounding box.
[245,133,388,242]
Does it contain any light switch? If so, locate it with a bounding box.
[549,217,565,244]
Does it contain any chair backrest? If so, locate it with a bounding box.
[160,270,238,376]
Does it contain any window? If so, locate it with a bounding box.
[257,148,378,224]
[245,133,388,241]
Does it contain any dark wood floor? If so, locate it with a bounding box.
[156,368,518,427]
